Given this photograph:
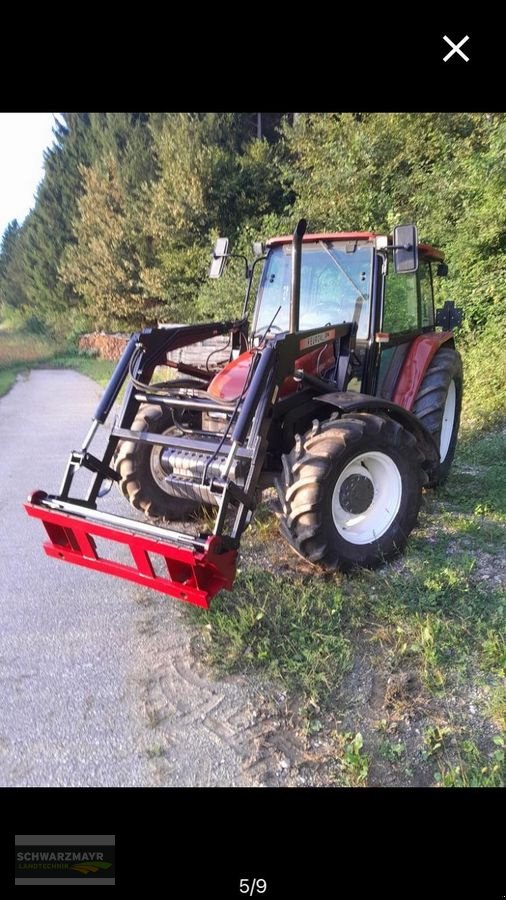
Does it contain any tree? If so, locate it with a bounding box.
[140,113,291,322]
[60,155,162,330]
[0,220,32,324]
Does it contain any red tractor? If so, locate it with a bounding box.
[26,220,463,607]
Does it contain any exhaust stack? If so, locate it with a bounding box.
[289,218,307,333]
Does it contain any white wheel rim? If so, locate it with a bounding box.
[331,451,402,545]
[440,380,456,463]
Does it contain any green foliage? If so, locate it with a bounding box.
[60,156,161,330]
[2,110,506,444]
[333,731,369,785]
[2,109,506,346]
[435,737,505,787]
[281,112,506,336]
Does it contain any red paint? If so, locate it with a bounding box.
[25,498,237,608]
[280,341,335,397]
[418,243,444,262]
[208,350,255,402]
[392,332,454,411]
[207,342,336,402]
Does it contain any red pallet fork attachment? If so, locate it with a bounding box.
[25,492,237,608]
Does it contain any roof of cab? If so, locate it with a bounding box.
[266,232,376,246]
[266,232,444,262]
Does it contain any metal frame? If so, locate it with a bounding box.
[26,314,355,605]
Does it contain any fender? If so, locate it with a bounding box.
[392,332,454,411]
[316,390,440,474]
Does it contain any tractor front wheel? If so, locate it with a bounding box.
[277,413,426,572]
[114,403,202,521]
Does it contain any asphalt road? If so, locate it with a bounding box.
[0,370,267,786]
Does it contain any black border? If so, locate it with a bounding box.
[1,23,503,897]
[2,22,502,112]
[0,787,504,896]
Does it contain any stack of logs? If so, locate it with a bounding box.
[78,329,232,370]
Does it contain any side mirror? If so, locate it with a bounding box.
[209,237,229,279]
[252,241,265,257]
[393,224,418,274]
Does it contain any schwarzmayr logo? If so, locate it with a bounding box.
[17,850,112,874]
[15,844,115,880]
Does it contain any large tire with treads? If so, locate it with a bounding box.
[412,345,463,486]
[276,413,427,572]
[114,403,202,521]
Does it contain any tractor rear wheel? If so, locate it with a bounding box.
[276,413,426,572]
[412,346,463,486]
[114,403,202,521]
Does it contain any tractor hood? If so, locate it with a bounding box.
[207,341,336,403]
[207,350,255,402]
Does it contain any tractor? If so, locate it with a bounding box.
[25,220,463,607]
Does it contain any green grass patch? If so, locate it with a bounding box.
[0,329,63,396]
[0,368,18,396]
[0,328,59,368]
[48,354,115,387]
[189,570,352,713]
[435,736,505,787]
[0,329,116,396]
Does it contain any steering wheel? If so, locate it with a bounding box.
[252,323,284,341]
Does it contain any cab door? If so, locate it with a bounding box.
[374,259,434,399]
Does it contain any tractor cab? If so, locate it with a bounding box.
[210,224,456,403]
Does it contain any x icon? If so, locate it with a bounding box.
[443,34,470,62]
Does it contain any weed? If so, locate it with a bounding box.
[481,632,506,677]
[435,736,505,787]
[422,725,452,759]
[378,738,406,763]
[146,744,166,759]
[487,684,506,731]
[333,731,369,786]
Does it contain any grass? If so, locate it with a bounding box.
[331,731,370,786]
[0,329,115,396]
[188,379,506,786]
[189,571,352,716]
[435,736,505,787]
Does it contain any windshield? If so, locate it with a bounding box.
[253,241,373,340]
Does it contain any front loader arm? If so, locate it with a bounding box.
[24,320,352,607]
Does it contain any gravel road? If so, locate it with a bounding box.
[0,370,276,787]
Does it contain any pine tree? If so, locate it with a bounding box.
[0,220,31,324]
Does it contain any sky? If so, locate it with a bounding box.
[0,113,59,239]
